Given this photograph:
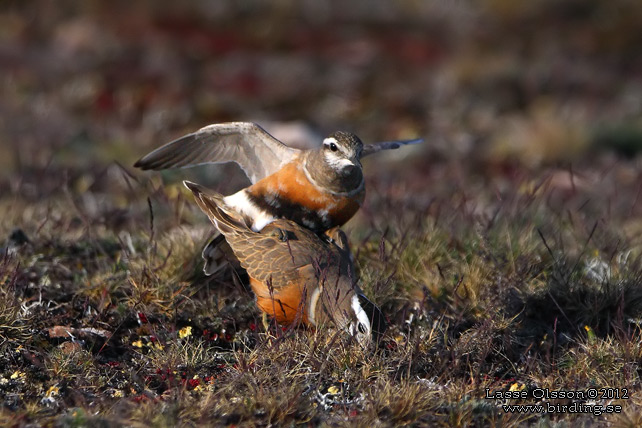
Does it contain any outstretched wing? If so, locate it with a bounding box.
[135,122,299,184]
[361,138,423,158]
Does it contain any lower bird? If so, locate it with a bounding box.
[184,180,387,345]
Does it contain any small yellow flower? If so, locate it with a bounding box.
[394,334,406,345]
[585,325,596,342]
[10,371,25,381]
[45,385,59,398]
[132,340,144,348]
[179,326,193,339]
[509,383,525,392]
[327,386,340,394]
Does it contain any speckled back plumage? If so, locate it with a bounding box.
[184,180,386,344]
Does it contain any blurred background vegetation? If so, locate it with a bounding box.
[2,0,642,179]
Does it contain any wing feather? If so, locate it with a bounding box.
[184,180,322,288]
[361,138,423,158]
[135,122,299,183]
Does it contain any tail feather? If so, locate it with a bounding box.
[183,180,250,237]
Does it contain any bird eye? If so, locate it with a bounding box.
[329,142,338,152]
[357,323,368,334]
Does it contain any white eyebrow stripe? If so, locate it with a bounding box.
[323,137,351,156]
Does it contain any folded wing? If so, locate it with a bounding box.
[183,180,329,288]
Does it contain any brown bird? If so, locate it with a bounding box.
[135,122,422,275]
[184,180,387,344]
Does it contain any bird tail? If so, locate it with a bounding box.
[183,180,250,237]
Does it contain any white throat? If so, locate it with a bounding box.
[324,151,355,171]
[302,157,365,197]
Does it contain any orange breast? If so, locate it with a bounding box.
[247,161,364,230]
[249,277,311,326]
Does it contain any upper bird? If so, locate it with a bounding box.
[135,122,422,233]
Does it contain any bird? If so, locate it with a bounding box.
[135,122,422,274]
[184,180,387,345]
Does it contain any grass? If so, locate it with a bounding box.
[1,157,641,427]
